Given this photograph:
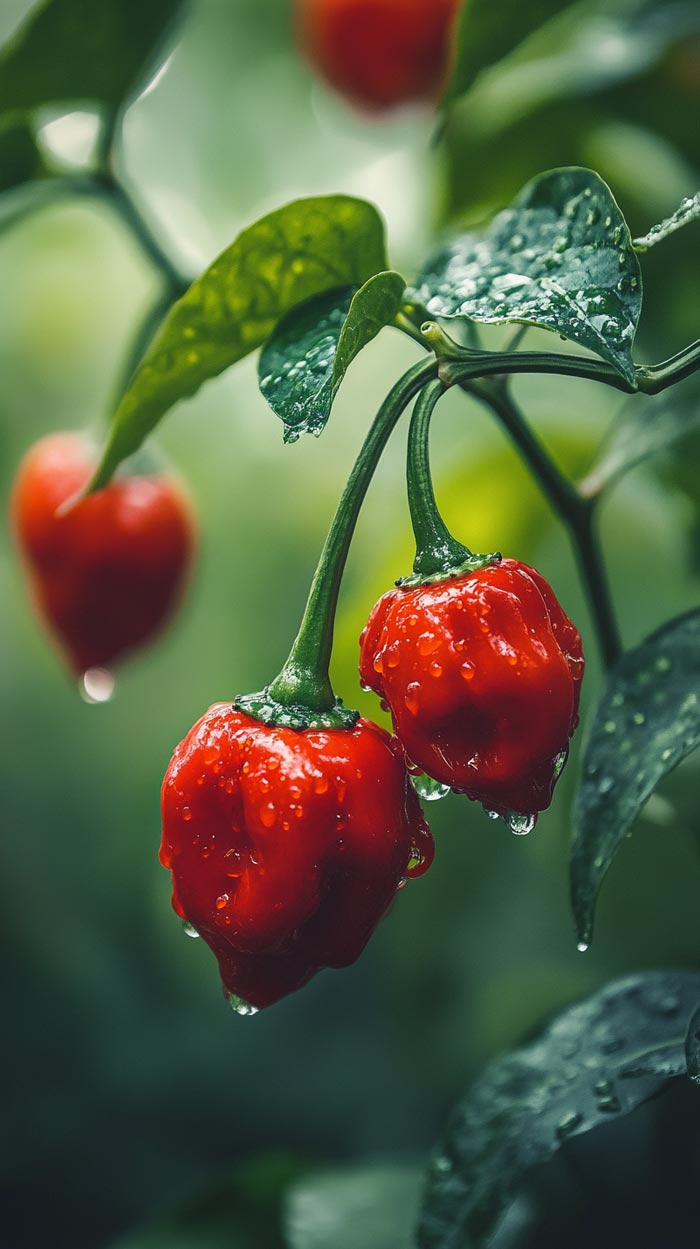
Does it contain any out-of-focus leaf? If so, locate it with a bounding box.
[89,195,389,488]
[634,189,700,249]
[0,113,42,191]
[419,971,700,1249]
[284,1162,422,1249]
[685,1004,700,1084]
[416,167,641,383]
[444,0,579,104]
[581,385,700,495]
[110,1154,309,1249]
[0,0,186,114]
[258,272,405,442]
[570,610,700,948]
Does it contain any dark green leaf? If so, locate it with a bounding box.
[416,167,641,384]
[90,195,389,488]
[419,971,700,1249]
[444,0,579,104]
[285,1162,422,1249]
[0,113,42,192]
[571,610,700,948]
[581,385,700,495]
[685,1005,700,1085]
[0,0,186,115]
[109,1154,309,1249]
[634,190,700,250]
[258,272,405,442]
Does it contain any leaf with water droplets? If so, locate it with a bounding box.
[88,196,389,488]
[258,272,405,441]
[581,383,700,496]
[443,0,579,104]
[416,167,641,385]
[418,971,700,1249]
[571,609,700,948]
[634,191,700,251]
[0,0,185,114]
[285,1162,423,1249]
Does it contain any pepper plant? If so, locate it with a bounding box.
[4,0,700,1246]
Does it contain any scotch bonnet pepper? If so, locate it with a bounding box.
[359,558,584,823]
[160,703,433,1012]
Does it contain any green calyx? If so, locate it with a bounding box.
[234,689,358,732]
[405,378,494,586]
[397,550,501,589]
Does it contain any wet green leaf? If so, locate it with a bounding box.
[110,1154,308,1249]
[571,610,700,948]
[581,385,700,495]
[416,167,641,384]
[285,1162,422,1249]
[444,0,578,104]
[0,113,42,192]
[0,0,186,115]
[258,272,405,442]
[634,190,700,250]
[90,195,388,488]
[419,971,700,1249]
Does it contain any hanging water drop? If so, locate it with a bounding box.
[79,667,115,704]
[577,941,589,953]
[182,920,199,939]
[505,810,536,836]
[411,773,450,802]
[228,994,259,1017]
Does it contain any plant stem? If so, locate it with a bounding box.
[637,339,700,393]
[474,383,623,668]
[407,379,473,578]
[266,358,438,713]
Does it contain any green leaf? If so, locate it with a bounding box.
[419,970,700,1249]
[444,0,579,104]
[570,610,700,949]
[416,167,641,384]
[634,190,700,250]
[581,385,700,496]
[284,1163,422,1249]
[258,272,405,443]
[0,113,42,192]
[90,195,389,488]
[0,0,186,115]
[109,1154,309,1249]
[685,1005,700,1085]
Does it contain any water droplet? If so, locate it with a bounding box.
[505,810,537,836]
[182,806,192,822]
[228,994,259,1017]
[182,920,199,938]
[405,682,421,715]
[556,1111,583,1140]
[418,633,440,656]
[411,773,450,802]
[577,941,589,953]
[460,662,475,682]
[79,667,115,704]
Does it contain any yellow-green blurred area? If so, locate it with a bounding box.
[1,2,699,1246]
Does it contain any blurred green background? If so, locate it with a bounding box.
[1,1,699,1245]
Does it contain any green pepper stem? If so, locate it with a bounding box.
[407,379,473,578]
[266,358,438,713]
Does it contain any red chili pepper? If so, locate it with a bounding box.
[359,559,584,824]
[295,0,460,111]
[160,703,433,1011]
[10,432,194,676]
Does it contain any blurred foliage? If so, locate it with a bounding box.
[0,1,699,1248]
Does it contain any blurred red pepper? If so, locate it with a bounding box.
[360,558,584,824]
[160,702,433,1012]
[11,431,194,676]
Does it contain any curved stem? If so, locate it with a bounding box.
[407,380,473,578]
[637,339,700,394]
[101,173,189,297]
[474,383,622,668]
[266,358,438,712]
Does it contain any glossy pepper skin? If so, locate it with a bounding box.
[296,0,460,111]
[10,432,194,675]
[359,559,584,819]
[160,703,433,1010]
